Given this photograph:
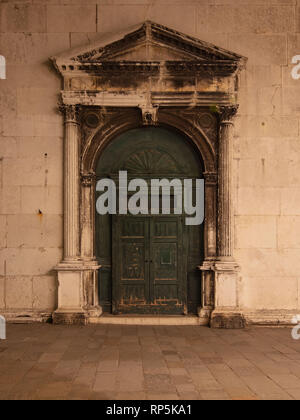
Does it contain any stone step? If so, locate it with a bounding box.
[89,315,202,326]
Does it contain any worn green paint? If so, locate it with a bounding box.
[96,127,204,315]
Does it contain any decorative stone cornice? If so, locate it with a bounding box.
[218,105,239,125]
[59,104,81,124]
[51,21,247,79]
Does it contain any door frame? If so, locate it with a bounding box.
[81,111,219,322]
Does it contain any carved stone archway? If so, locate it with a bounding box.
[51,21,247,327]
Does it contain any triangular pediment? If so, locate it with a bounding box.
[52,21,246,75]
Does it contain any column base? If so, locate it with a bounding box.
[198,307,212,326]
[53,306,103,325]
[54,260,101,325]
[53,310,88,326]
[210,311,246,329]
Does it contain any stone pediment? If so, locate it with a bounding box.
[52,21,246,77]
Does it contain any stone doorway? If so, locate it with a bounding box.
[51,21,247,328]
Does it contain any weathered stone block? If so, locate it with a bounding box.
[0,277,4,309]
[0,137,18,159]
[47,5,97,33]
[4,248,62,276]
[6,276,33,310]
[70,32,100,49]
[239,86,282,116]
[7,215,43,248]
[210,312,246,329]
[20,186,63,215]
[205,5,294,34]
[0,33,70,65]
[57,271,82,310]
[241,276,298,310]
[0,216,7,249]
[17,88,58,116]
[149,5,197,36]
[21,186,45,215]
[0,87,17,117]
[278,216,300,249]
[42,215,63,248]
[235,116,299,139]
[215,272,237,308]
[3,158,49,187]
[228,34,287,65]
[236,216,277,249]
[3,156,63,187]
[2,115,63,138]
[17,136,63,159]
[97,5,148,34]
[0,3,47,33]
[282,87,300,115]
[7,215,63,248]
[281,188,300,215]
[237,187,280,216]
[0,186,21,215]
[32,275,57,310]
[239,65,282,90]
[238,157,300,188]
[195,31,229,50]
[235,248,300,278]
[234,136,299,161]
[45,187,63,215]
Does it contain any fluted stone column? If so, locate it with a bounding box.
[217,106,237,260]
[211,105,245,329]
[61,105,81,262]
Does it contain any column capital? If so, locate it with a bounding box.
[81,171,96,187]
[204,171,218,185]
[59,103,81,124]
[218,105,239,125]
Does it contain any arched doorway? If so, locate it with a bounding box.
[95,127,204,315]
[52,21,246,327]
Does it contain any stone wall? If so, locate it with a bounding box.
[0,0,300,323]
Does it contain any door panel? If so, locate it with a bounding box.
[113,216,186,314]
[113,216,149,312]
[150,217,186,313]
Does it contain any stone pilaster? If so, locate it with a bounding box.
[81,172,97,261]
[211,105,245,329]
[198,171,217,325]
[80,171,103,319]
[54,104,102,325]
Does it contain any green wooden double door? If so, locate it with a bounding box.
[113,215,187,314]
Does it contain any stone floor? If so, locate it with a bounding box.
[1,324,300,400]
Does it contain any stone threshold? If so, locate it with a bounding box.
[89,315,202,326]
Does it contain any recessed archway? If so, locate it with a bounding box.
[94,126,204,315]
